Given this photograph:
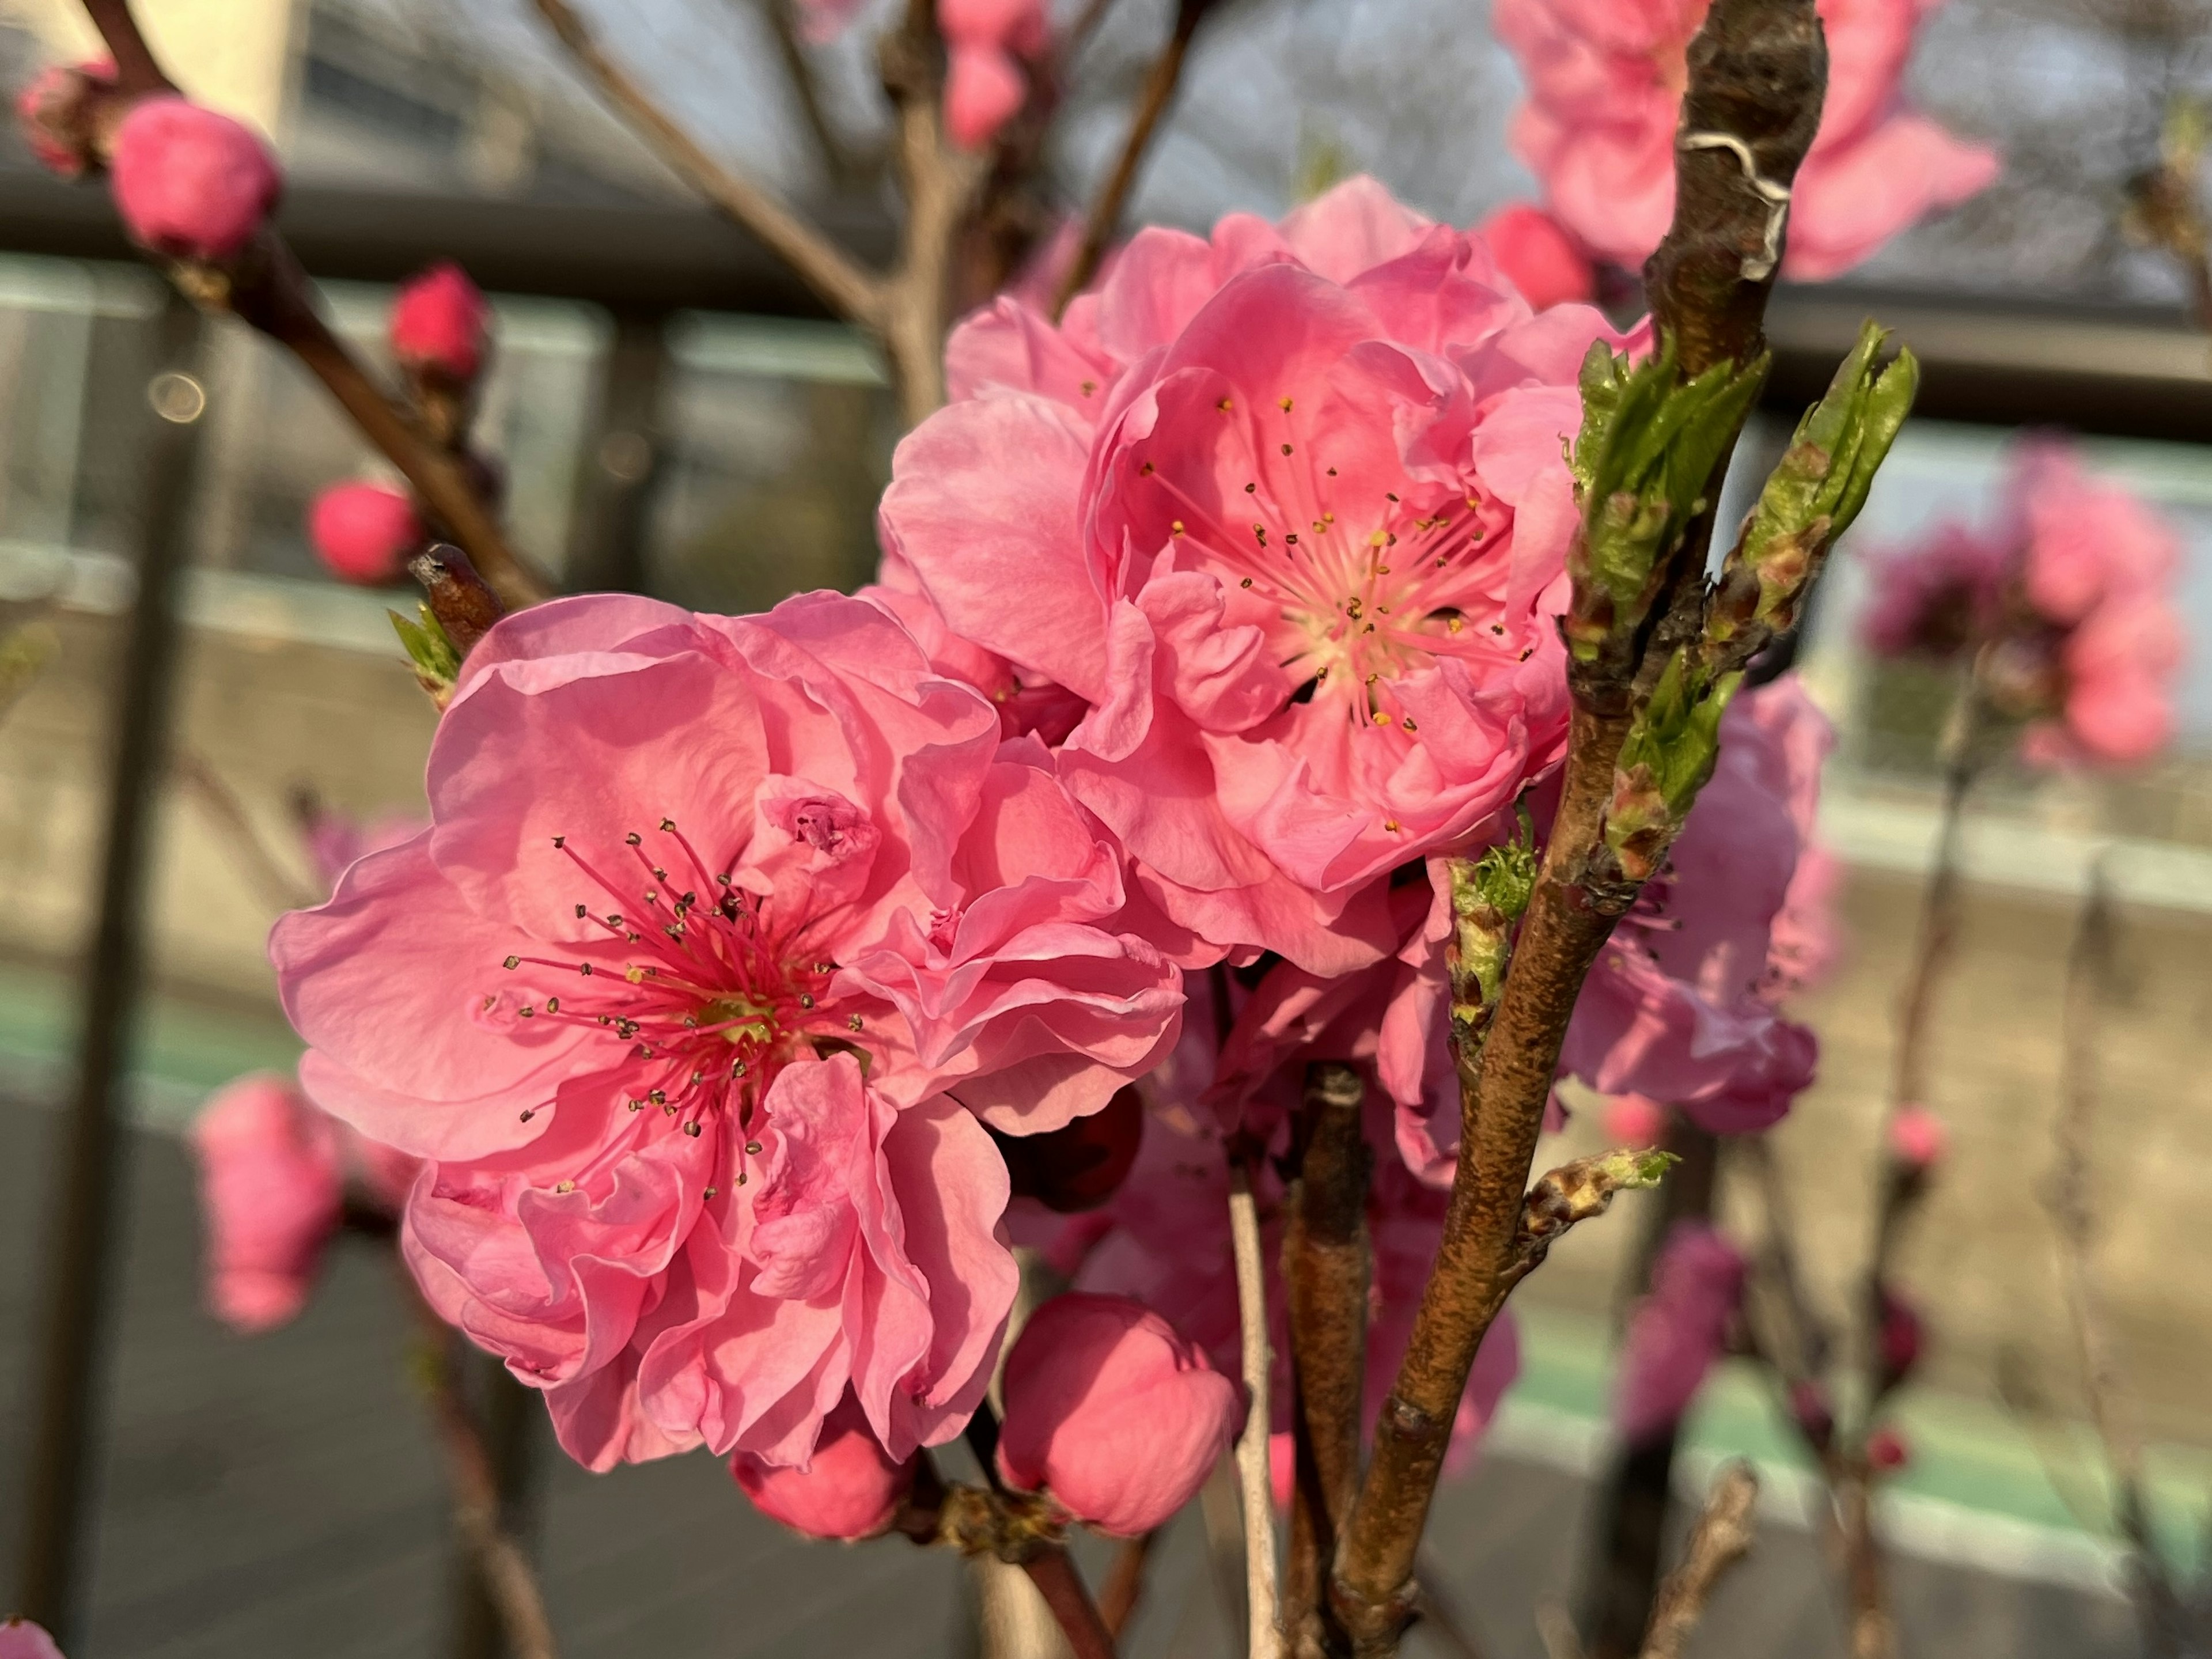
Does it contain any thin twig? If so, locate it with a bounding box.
[1283,1061,1370,1659]
[70,2,548,608]
[528,0,884,329]
[756,0,865,184]
[402,1284,560,1659]
[1636,1463,1759,1659]
[1099,1529,1159,1641]
[172,749,317,914]
[2052,866,2194,1657]
[1229,1156,1282,1659]
[1051,0,1210,316]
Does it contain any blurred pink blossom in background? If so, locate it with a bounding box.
[0,1620,64,1659]
[1613,1222,1747,1442]
[189,1073,346,1334]
[14,58,113,177]
[941,0,1046,148]
[1496,0,1997,279]
[391,262,492,383]
[308,482,421,586]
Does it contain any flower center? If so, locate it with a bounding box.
[495,819,869,1188]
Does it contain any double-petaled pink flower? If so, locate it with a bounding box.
[271,592,1181,1472]
[878,177,1639,976]
[1497,0,1998,279]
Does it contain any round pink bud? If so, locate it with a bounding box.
[1477,202,1596,311]
[0,1619,65,1659]
[16,59,115,178]
[998,1292,1244,1536]
[1888,1105,1948,1172]
[308,482,420,585]
[1603,1093,1666,1148]
[1867,1426,1910,1471]
[108,97,281,263]
[390,262,491,383]
[730,1396,914,1540]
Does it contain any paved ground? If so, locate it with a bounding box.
[0,1095,2150,1659]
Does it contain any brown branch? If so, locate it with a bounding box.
[2052,867,2195,1657]
[172,749,318,914]
[1283,1062,1370,1659]
[402,1285,559,1659]
[1328,0,1824,1647]
[1636,1463,1759,1659]
[528,0,884,330]
[757,0,866,184]
[1229,1154,1283,1659]
[1099,1529,1159,1641]
[1022,1549,1120,1659]
[953,1404,1124,1659]
[1050,0,1211,317]
[69,3,549,609]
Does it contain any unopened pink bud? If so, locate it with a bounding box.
[1888,1105,1947,1172]
[1867,1426,1910,1471]
[15,59,115,178]
[1476,202,1596,311]
[0,1618,66,1659]
[730,1396,914,1540]
[189,1073,344,1332]
[391,262,491,383]
[1877,1289,1923,1390]
[108,97,281,263]
[1603,1093,1666,1147]
[308,482,420,585]
[1268,1430,1294,1512]
[998,1292,1244,1536]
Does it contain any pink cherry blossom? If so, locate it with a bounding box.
[1476,202,1597,310]
[1498,0,1997,280]
[272,591,1180,1471]
[15,58,114,178]
[732,1392,916,1539]
[308,482,420,585]
[1614,1222,1745,1442]
[108,96,282,263]
[1558,679,1828,1134]
[391,262,491,383]
[881,177,1641,974]
[0,1620,64,1659]
[998,1291,1244,1535]
[190,1073,346,1332]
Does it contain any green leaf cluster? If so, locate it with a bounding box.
[1570,337,1769,618]
[391,604,461,695]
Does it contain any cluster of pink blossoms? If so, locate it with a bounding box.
[253,179,1846,1537]
[1496,0,1998,279]
[1864,435,2186,767]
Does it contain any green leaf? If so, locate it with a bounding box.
[390,605,461,692]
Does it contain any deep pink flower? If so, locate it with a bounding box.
[1558,679,1828,1134]
[391,262,491,383]
[15,58,115,177]
[1614,1222,1745,1442]
[308,481,420,585]
[272,592,1180,1471]
[1498,0,1997,280]
[108,96,281,263]
[190,1073,345,1332]
[732,1393,916,1539]
[1477,202,1597,310]
[882,177,1638,974]
[998,1292,1244,1535]
[1861,523,2010,661]
[0,1620,64,1659]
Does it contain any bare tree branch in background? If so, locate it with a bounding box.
[755,0,869,184]
[1635,1464,1759,1659]
[172,750,319,915]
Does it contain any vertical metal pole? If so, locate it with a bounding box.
[449,1355,544,1659]
[563,308,668,596]
[16,297,207,1641]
